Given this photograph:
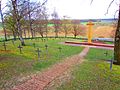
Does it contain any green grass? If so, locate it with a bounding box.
[85,48,114,61]
[0,38,84,89]
[58,48,120,90]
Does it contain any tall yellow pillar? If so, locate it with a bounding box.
[87,21,94,43]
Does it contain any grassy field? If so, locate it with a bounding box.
[58,48,120,90]
[0,38,84,89]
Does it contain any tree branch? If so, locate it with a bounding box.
[105,0,115,15]
[90,0,94,5]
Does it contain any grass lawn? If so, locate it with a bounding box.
[0,38,84,89]
[58,48,120,90]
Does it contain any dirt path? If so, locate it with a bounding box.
[12,47,89,90]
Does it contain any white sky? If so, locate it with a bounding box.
[46,0,119,19]
[2,0,120,19]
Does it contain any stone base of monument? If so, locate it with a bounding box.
[65,41,114,48]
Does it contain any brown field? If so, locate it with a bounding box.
[92,25,115,38]
[0,24,116,38]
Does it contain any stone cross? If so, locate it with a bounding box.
[45,44,48,50]
[58,47,62,58]
[45,44,48,56]
[12,40,15,46]
[33,43,35,48]
[36,48,41,60]
[18,45,23,54]
[58,47,62,53]
[87,21,94,43]
[41,38,43,42]
[3,41,7,51]
[104,51,108,56]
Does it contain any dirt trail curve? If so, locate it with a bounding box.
[12,47,89,90]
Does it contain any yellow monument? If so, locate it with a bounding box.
[87,21,94,43]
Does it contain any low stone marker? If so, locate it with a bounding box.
[12,40,15,46]
[33,43,36,48]
[45,44,48,50]
[18,45,23,54]
[58,47,62,58]
[45,44,48,54]
[36,48,41,60]
[58,47,62,53]
[104,51,108,56]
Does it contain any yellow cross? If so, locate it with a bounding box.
[87,21,94,43]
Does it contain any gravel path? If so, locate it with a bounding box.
[12,47,89,90]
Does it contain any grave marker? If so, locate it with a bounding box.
[41,38,43,42]
[33,43,36,48]
[18,45,23,54]
[58,47,62,59]
[58,47,62,52]
[45,44,48,56]
[12,40,15,46]
[104,51,108,56]
[36,48,41,60]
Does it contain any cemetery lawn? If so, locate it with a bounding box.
[0,38,84,89]
[58,48,120,90]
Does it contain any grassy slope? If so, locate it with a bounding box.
[0,38,84,89]
[58,48,120,90]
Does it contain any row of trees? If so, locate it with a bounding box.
[0,0,86,45]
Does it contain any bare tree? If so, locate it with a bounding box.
[11,0,25,46]
[62,16,70,38]
[72,20,80,38]
[4,15,17,40]
[33,6,48,38]
[51,9,61,38]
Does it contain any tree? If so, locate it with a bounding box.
[114,6,120,65]
[91,0,120,65]
[11,0,26,46]
[0,0,7,41]
[5,0,48,45]
[51,9,61,38]
[4,15,17,40]
[33,5,49,38]
[72,20,80,38]
[62,16,71,38]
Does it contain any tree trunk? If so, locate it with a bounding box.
[55,32,58,38]
[12,0,25,46]
[28,0,34,39]
[12,30,16,40]
[45,25,48,38]
[23,28,26,38]
[65,29,67,38]
[55,28,58,38]
[114,7,120,65]
[17,19,25,46]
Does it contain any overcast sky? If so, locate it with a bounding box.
[2,0,119,19]
[46,0,119,19]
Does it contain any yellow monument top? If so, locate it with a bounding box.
[86,21,94,43]
[87,21,94,26]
